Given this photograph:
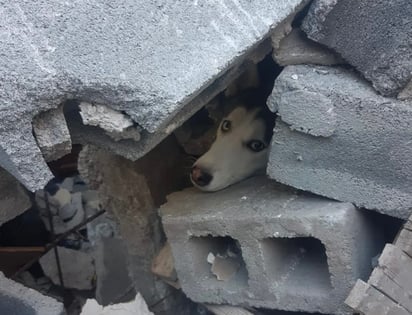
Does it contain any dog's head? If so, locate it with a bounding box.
[190,96,275,192]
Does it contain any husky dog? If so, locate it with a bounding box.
[191,91,276,192]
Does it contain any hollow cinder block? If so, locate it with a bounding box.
[160,176,384,315]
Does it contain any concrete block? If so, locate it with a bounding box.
[301,0,412,96]
[160,176,384,314]
[272,28,343,66]
[0,271,65,315]
[0,0,308,191]
[32,105,72,162]
[0,167,32,226]
[267,65,412,219]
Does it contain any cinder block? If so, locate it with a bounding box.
[0,271,65,315]
[160,176,384,315]
[302,0,412,97]
[267,65,412,219]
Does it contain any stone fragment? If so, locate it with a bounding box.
[79,102,141,142]
[32,106,72,161]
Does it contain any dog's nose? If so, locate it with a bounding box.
[191,166,213,187]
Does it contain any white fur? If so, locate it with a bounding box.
[192,107,270,191]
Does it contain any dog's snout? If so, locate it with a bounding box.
[191,166,213,187]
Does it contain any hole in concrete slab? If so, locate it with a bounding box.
[189,235,248,291]
[0,292,36,315]
[261,237,332,295]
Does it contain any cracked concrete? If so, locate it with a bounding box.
[0,0,309,191]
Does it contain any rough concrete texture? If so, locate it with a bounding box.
[32,105,72,161]
[301,0,412,96]
[79,102,141,142]
[0,271,65,315]
[78,139,193,315]
[160,176,384,314]
[273,28,344,66]
[0,167,32,226]
[267,65,412,219]
[0,0,308,191]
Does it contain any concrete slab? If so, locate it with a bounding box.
[267,65,412,219]
[0,0,308,191]
[160,176,384,314]
[0,271,65,315]
[301,0,412,96]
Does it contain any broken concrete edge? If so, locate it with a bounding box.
[0,271,66,315]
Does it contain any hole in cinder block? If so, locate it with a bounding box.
[261,237,332,295]
[189,235,248,291]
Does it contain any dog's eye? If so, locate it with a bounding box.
[221,120,231,132]
[247,140,266,152]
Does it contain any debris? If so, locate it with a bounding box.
[40,246,95,290]
[32,105,72,162]
[79,102,141,142]
[151,242,180,289]
[210,254,241,282]
[207,252,215,264]
[80,293,154,315]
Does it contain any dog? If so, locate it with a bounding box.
[190,91,276,192]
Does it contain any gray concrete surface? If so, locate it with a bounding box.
[160,176,384,314]
[302,0,412,97]
[267,65,412,219]
[0,0,308,191]
[0,167,32,226]
[0,272,65,315]
[32,105,72,161]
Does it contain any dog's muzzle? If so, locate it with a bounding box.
[191,166,213,187]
